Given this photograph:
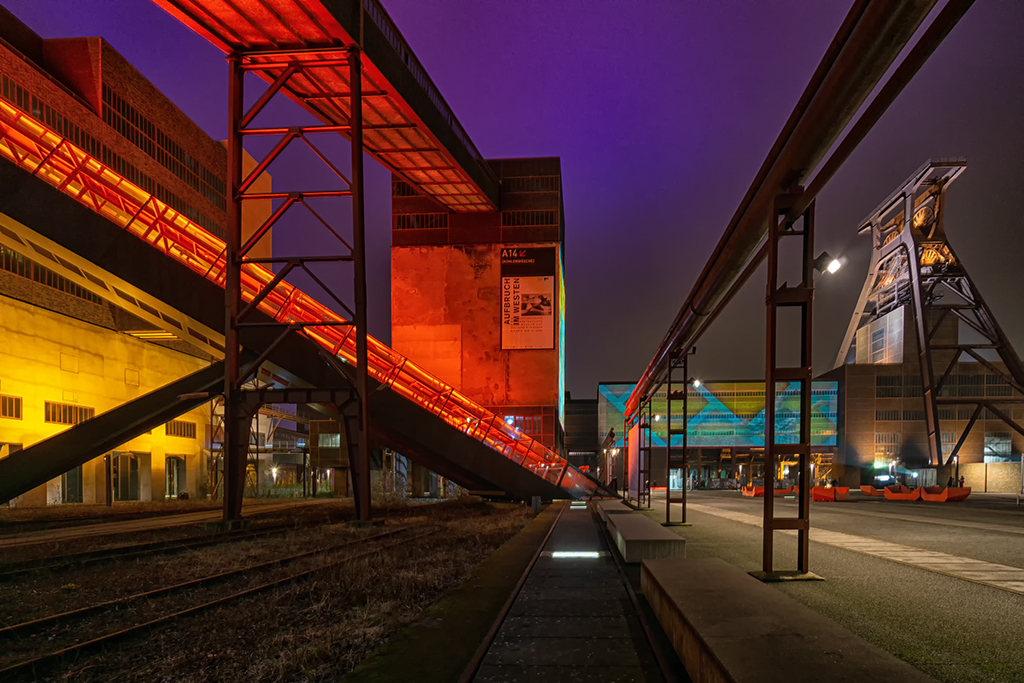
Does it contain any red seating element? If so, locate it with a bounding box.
[812,486,850,502]
[920,486,972,502]
[741,486,764,497]
[860,485,884,496]
[883,485,921,501]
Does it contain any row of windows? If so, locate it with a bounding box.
[102,143,224,239]
[392,181,418,197]
[102,84,226,211]
[501,210,559,228]
[2,72,225,241]
[1,246,104,304]
[2,75,102,159]
[45,401,95,425]
[5,397,198,440]
[1,395,22,419]
[875,374,1015,399]
[503,176,559,193]
[166,420,197,439]
[393,213,449,230]
[877,407,1017,425]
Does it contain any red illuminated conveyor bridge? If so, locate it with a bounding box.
[0,101,597,499]
[151,0,500,212]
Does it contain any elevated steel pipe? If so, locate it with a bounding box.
[627,0,972,418]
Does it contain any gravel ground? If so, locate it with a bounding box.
[1,499,530,682]
[649,491,1024,683]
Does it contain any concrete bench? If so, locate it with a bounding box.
[606,512,686,563]
[592,498,633,522]
[641,558,938,683]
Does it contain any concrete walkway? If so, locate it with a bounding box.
[473,505,666,683]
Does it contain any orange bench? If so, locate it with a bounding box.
[741,485,764,497]
[860,485,884,496]
[883,485,921,501]
[920,486,972,502]
[812,486,850,502]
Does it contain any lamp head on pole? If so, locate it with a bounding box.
[813,251,842,275]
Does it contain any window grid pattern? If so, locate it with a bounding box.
[44,402,95,425]
[1,395,22,419]
[503,176,560,193]
[941,432,958,456]
[391,181,417,197]
[501,210,559,227]
[393,213,449,230]
[166,420,197,439]
[102,84,226,210]
[984,432,1012,458]
[1,246,103,304]
[2,74,100,157]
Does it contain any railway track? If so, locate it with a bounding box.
[0,523,438,680]
[0,508,360,581]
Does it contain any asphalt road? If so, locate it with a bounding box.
[646,490,1024,683]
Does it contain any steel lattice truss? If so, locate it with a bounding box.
[836,159,1024,466]
[0,100,595,500]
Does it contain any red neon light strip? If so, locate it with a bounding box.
[0,101,594,498]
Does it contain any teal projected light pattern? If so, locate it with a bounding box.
[598,381,838,449]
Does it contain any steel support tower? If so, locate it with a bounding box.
[835,159,1024,469]
[222,46,371,523]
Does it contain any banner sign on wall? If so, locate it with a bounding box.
[500,247,556,350]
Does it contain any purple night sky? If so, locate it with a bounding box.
[5,1,1024,398]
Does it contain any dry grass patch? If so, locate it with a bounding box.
[16,499,529,683]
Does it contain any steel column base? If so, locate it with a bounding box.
[748,570,824,583]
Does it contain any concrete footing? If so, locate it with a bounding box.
[606,513,686,563]
[642,558,939,683]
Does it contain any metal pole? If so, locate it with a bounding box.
[223,53,247,522]
[349,47,371,522]
[681,352,688,520]
[797,203,814,573]
[762,202,779,574]
[665,353,673,524]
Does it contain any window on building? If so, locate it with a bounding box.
[874,432,901,459]
[1,246,104,304]
[503,176,560,193]
[941,432,958,456]
[501,210,559,227]
[875,375,902,398]
[318,433,341,448]
[986,374,1012,397]
[166,420,197,439]
[101,84,225,212]
[984,432,1012,462]
[44,402,95,425]
[393,213,449,230]
[391,181,417,197]
[0,395,22,419]
[875,409,900,422]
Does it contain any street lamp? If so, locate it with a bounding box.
[813,251,842,274]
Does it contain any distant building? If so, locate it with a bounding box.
[564,393,598,476]
[391,157,567,464]
[598,380,839,491]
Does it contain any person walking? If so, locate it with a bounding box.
[959,475,966,488]
[947,475,955,488]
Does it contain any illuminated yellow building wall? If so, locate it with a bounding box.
[0,295,212,506]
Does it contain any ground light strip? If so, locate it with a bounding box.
[686,503,1024,596]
